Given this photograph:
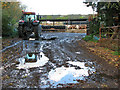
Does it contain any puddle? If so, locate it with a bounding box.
[75,52,81,54]
[67,61,92,68]
[47,61,95,87]
[29,38,35,40]
[16,52,49,69]
[16,41,46,69]
[41,36,57,41]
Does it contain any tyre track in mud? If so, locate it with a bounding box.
[1,41,22,53]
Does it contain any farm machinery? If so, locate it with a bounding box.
[18,11,41,40]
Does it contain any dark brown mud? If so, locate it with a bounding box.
[2,32,119,88]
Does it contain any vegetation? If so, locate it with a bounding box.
[83,1,120,55]
[83,1,120,37]
[84,1,120,35]
[2,1,26,37]
[111,51,120,55]
[82,34,93,41]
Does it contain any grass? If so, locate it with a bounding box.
[83,34,120,56]
[89,39,99,43]
[104,48,109,50]
[111,51,120,55]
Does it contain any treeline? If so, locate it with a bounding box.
[83,1,120,55]
[84,1,120,35]
[2,1,26,37]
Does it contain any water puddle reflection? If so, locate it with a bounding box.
[75,52,81,54]
[29,38,35,40]
[48,61,95,87]
[16,52,49,69]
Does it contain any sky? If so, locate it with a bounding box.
[19,0,97,15]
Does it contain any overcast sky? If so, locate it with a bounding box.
[19,0,96,15]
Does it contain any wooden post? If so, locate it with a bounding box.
[99,27,101,40]
[53,21,54,26]
[46,20,47,25]
[99,24,104,40]
[70,21,72,25]
[67,21,68,31]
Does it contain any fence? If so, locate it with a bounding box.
[99,25,120,40]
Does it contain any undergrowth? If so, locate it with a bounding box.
[82,34,120,55]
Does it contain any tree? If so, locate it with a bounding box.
[1,1,26,37]
[97,2,120,26]
[83,1,120,35]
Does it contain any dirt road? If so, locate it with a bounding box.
[2,32,119,88]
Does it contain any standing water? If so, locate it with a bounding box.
[17,52,49,69]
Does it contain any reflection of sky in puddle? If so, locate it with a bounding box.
[29,38,35,40]
[17,52,49,69]
[48,61,95,87]
[75,52,81,54]
[68,61,86,68]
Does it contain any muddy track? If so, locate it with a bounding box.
[2,32,119,88]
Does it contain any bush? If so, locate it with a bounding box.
[2,10,14,37]
[89,19,100,35]
[11,30,18,38]
[2,2,23,37]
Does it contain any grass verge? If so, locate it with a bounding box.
[81,35,120,67]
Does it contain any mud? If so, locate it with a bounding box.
[2,32,119,88]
